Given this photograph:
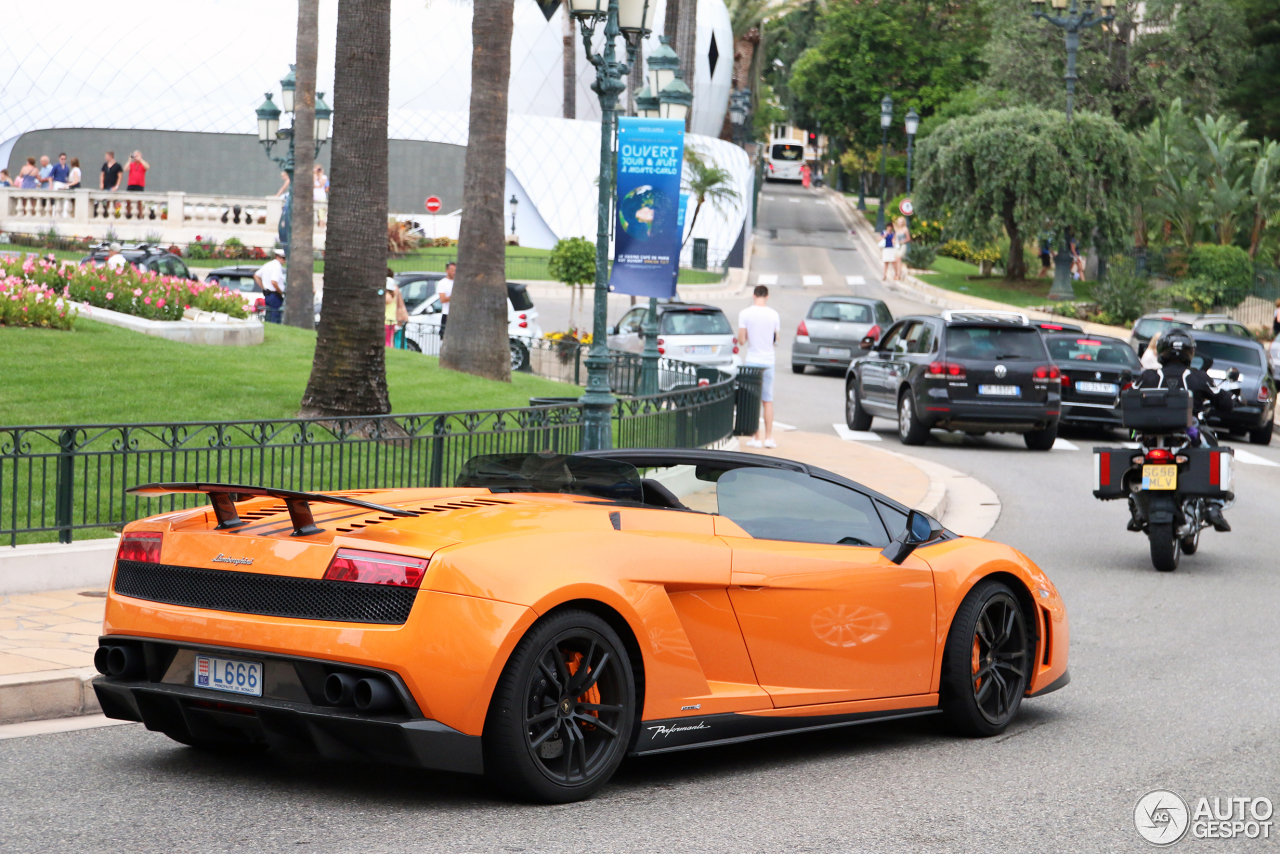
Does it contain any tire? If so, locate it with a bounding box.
[846,378,872,431]
[404,338,422,353]
[791,362,806,374]
[897,390,930,445]
[1149,522,1180,572]
[509,339,530,373]
[1249,418,1274,445]
[939,580,1031,737]
[483,609,635,803]
[1023,422,1058,451]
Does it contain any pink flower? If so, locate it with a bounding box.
[133,288,142,297]
[143,297,151,305]
[105,292,113,300]
[90,286,96,292]
[156,299,165,308]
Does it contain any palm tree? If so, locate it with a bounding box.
[563,7,576,119]
[676,0,697,128]
[299,0,392,417]
[284,0,318,330]
[682,146,741,247]
[440,0,516,381]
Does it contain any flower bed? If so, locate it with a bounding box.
[0,276,76,329]
[0,256,247,322]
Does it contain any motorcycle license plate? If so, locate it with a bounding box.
[1142,464,1177,490]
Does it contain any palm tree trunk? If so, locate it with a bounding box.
[299,0,391,417]
[440,0,515,382]
[284,0,318,330]
[682,199,703,248]
[664,0,680,52]
[563,9,576,120]
[676,0,697,130]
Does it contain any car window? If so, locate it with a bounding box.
[875,303,893,326]
[660,310,732,335]
[944,327,1046,361]
[716,468,890,548]
[771,144,803,161]
[1195,339,1262,367]
[878,322,912,354]
[616,308,644,335]
[506,283,535,311]
[171,259,192,279]
[809,302,872,323]
[904,322,935,354]
[1134,318,1192,339]
[400,278,435,307]
[1046,336,1141,368]
[877,501,908,541]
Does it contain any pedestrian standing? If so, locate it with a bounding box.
[125,151,149,191]
[1141,332,1162,371]
[105,242,127,272]
[0,169,11,187]
[880,224,896,280]
[17,157,39,189]
[314,165,329,227]
[100,152,123,192]
[66,158,82,189]
[800,162,811,189]
[893,216,911,280]
[254,248,287,324]
[384,269,408,347]
[275,171,291,197]
[1271,299,1280,338]
[37,156,53,188]
[437,261,455,338]
[738,285,782,449]
[49,154,71,190]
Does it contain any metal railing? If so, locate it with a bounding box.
[1,355,738,546]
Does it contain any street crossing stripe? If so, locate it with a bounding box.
[1052,438,1079,451]
[815,200,827,205]
[764,196,776,200]
[802,275,824,286]
[788,198,801,203]
[833,424,882,441]
[757,274,778,285]
[1231,448,1280,467]
[846,276,867,285]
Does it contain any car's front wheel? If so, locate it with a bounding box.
[846,378,872,431]
[483,609,635,803]
[940,580,1031,737]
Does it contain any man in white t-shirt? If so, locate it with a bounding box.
[436,261,455,337]
[738,284,782,448]
[254,248,287,324]
[105,243,127,272]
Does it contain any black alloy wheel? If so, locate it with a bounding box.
[846,378,872,430]
[484,610,635,803]
[940,581,1031,736]
[898,391,929,445]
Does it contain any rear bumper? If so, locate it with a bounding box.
[921,399,1058,433]
[792,343,856,368]
[1060,401,1123,427]
[1206,405,1271,431]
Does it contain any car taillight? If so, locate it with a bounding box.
[926,361,966,378]
[1259,385,1271,402]
[118,532,162,564]
[1060,372,1071,387]
[323,548,429,588]
[1145,448,1174,464]
[866,324,880,341]
[1033,365,1061,381]
[658,347,665,355]
[733,343,739,354]
[519,313,527,320]
[657,338,664,345]
[797,320,809,336]
[518,321,528,328]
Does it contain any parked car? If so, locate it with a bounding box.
[608,303,738,375]
[1032,320,1084,333]
[792,296,893,374]
[1188,329,1275,444]
[403,282,541,371]
[1130,310,1256,353]
[81,243,193,280]
[1191,315,1257,341]
[1043,332,1141,431]
[845,310,1062,450]
[204,265,267,314]
[393,271,446,313]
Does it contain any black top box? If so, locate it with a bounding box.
[1120,388,1193,431]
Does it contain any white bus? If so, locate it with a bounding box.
[766,138,807,182]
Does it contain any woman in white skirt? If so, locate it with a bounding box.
[893,216,911,280]
[881,226,896,280]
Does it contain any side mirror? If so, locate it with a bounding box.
[609,324,619,335]
[860,335,876,350]
[880,510,942,565]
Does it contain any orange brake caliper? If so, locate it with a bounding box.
[565,651,600,726]
[972,636,982,693]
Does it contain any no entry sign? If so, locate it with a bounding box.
[425,196,442,213]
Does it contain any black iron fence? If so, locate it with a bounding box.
[1,357,739,546]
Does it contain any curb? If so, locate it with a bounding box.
[0,537,118,595]
[0,667,101,726]
[896,453,1002,538]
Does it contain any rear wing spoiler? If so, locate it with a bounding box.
[127,482,415,537]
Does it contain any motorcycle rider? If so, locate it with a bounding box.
[1131,328,1234,532]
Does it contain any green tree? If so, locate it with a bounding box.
[1226,0,1280,140]
[1193,113,1257,245]
[980,0,1249,130]
[547,236,595,332]
[788,0,988,150]
[1247,139,1280,258]
[682,147,741,249]
[915,107,1137,280]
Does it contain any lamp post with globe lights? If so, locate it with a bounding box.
[255,67,331,259]
[875,95,892,232]
[1031,0,1116,122]
[904,108,919,226]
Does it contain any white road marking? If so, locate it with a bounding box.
[815,200,827,206]
[1052,438,1079,451]
[1231,448,1280,467]
[802,275,824,286]
[764,196,777,200]
[0,714,135,741]
[788,198,801,203]
[762,419,799,431]
[833,424,883,441]
[756,274,778,285]
[846,275,867,285]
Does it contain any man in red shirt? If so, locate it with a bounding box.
[125,151,150,191]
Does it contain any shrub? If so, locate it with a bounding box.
[1092,256,1155,323]
[969,245,1002,264]
[1188,244,1253,307]
[908,218,945,246]
[0,274,77,329]
[548,237,596,287]
[1162,277,1230,313]
[938,239,972,261]
[387,220,420,254]
[904,242,937,269]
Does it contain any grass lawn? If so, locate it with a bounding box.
[0,320,572,426]
[918,257,1056,308]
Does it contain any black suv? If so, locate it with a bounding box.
[845,311,1062,450]
[80,243,194,280]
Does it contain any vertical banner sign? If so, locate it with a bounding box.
[609,117,685,298]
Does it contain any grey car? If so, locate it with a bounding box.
[792,296,893,374]
[1130,310,1257,353]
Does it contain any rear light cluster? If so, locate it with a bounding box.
[1033,365,1061,381]
[865,324,880,342]
[1145,448,1174,464]
[927,361,966,379]
[797,320,810,336]
[118,532,162,563]
[657,336,665,355]
[1260,386,1271,403]
[518,312,528,329]
[323,548,429,588]
[1060,372,1072,387]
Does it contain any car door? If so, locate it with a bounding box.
[714,467,937,707]
[608,307,645,353]
[861,321,914,411]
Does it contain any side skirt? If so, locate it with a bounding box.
[629,706,941,756]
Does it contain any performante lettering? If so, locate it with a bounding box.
[211,554,254,566]
[647,721,711,738]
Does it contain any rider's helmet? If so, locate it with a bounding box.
[1158,328,1197,366]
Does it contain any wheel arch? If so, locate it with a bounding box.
[937,570,1041,700]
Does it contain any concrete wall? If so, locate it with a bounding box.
[7,129,466,214]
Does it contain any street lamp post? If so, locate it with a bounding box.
[904,108,919,227]
[508,194,518,236]
[875,95,892,232]
[567,0,655,449]
[727,89,750,148]
[255,68,331,266]
[1031,0,1116,122]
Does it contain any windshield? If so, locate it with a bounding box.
[1195,338,1262,367]
[944,327,1047,361]
[660,310,732,335]
[1133,318,1192,339]
[456,453,643,502]
[809,301,873,323]
[1046,336,1141,368]
[771,144,803,162]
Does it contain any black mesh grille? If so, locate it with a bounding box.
[113,561,418,625]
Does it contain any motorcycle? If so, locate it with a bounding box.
[1092,367,1241,571]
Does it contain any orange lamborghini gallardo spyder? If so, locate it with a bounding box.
[93,449,1068,802]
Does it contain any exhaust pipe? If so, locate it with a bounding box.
[353,677,397,713]
[324,672,358,706]
[100,645,144,679]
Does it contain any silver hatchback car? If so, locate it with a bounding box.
[792,296,893,373]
